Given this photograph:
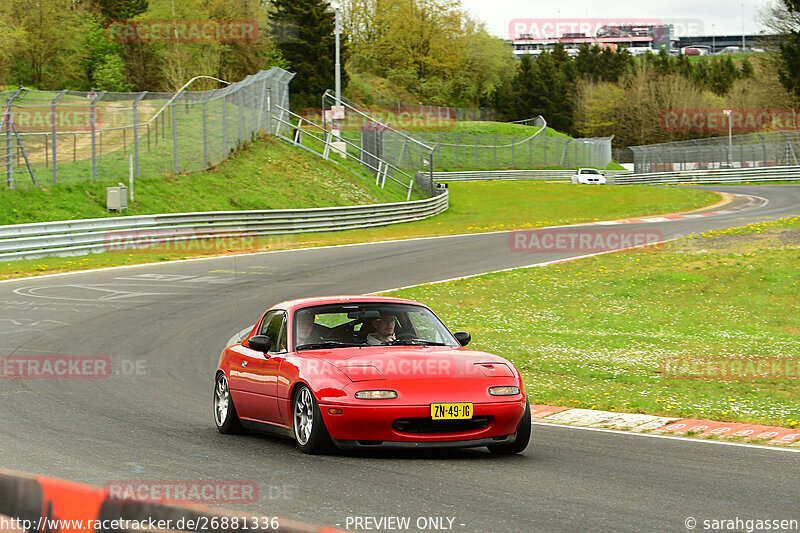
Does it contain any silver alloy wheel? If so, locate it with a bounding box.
[294,387,314,445]
[214,374,230,427]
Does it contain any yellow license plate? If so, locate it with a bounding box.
[430,403,473,420]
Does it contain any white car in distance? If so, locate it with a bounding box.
[571,168,607,185]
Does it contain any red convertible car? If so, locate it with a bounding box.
[214,296,530,455]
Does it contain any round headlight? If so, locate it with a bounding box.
[488,386,520,396]
[354,390,398,400]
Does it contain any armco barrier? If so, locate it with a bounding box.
[614,165,800,185]
[0,192,448,262]
[0,468,343,533]
[430,169,631,182]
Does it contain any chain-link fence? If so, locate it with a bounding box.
[1,68,294,189]
[630,131,800,173]
[322,105,612,171]
[400,129,614,171]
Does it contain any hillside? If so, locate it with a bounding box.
[0,136,414,225]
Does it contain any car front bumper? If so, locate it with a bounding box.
[331,433,519,450]
[319,400,526,443]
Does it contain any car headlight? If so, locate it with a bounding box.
[488,386,520,396]
[355,390,398,399]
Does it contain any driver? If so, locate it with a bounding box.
[366,312,397,345]
[295,310,324,346]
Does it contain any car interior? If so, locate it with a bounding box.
[294,307,425,349]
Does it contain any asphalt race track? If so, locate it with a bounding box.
[1,185,799,532]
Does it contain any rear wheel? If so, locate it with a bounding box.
[214,372,244,434]
[488,398,531,455]
[293,385,334,454]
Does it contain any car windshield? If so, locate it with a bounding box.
[581,169,601,174]
[293,303,460,350]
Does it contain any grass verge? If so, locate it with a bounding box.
[0,182,719,280]
[382,216,800,429]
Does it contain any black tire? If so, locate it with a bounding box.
[488,398,531,455]
[214,372,245,434]
[292,385,334,454]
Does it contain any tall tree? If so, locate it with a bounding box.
[271,0,347,107]
[94,0,149,20]
[343,0,481,103]
[450,29,515,106]
[761,0,800,102]
[740,57,754,78]
[551,43,569,69]
[0,5,26,85]
[574,44,601,80]
[706,56,740,96]
[508,54,538,121]
[3,0,88,88]
[531,51,573,133]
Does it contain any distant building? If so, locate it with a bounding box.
[510,24,675,59]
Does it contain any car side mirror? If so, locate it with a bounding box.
[454,331,471,347]
[247,335,272,353]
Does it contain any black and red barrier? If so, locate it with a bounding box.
[0,468,346,533]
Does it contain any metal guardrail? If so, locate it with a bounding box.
[0,192,448,262]
[614,166,800,185]
[431,169,631,182]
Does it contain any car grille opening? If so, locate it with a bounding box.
[392,416,491,434]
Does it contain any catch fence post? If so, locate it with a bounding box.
[51,90,66,184]
[132,91,147,177]
[91,91,106,182]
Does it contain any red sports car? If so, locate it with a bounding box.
[214,296,530,455]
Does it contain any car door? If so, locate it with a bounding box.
[229,310,287,424]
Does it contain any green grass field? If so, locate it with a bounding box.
[0,181,719,279]
[0,136,414,225]
[328,120,619,172]
[383,216,800,429]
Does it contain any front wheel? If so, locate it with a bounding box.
[292,385,334,454]
[488,398,531,455]
[214,372,245,434]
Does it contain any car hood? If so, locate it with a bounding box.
[308,346,516,380]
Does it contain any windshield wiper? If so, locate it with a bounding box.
[296,341,362,351]
[386,339,448,346]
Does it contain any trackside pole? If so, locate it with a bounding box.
[129,154,134,203]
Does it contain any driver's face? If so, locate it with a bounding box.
[374,316,395,337]
[296,313,314,340]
